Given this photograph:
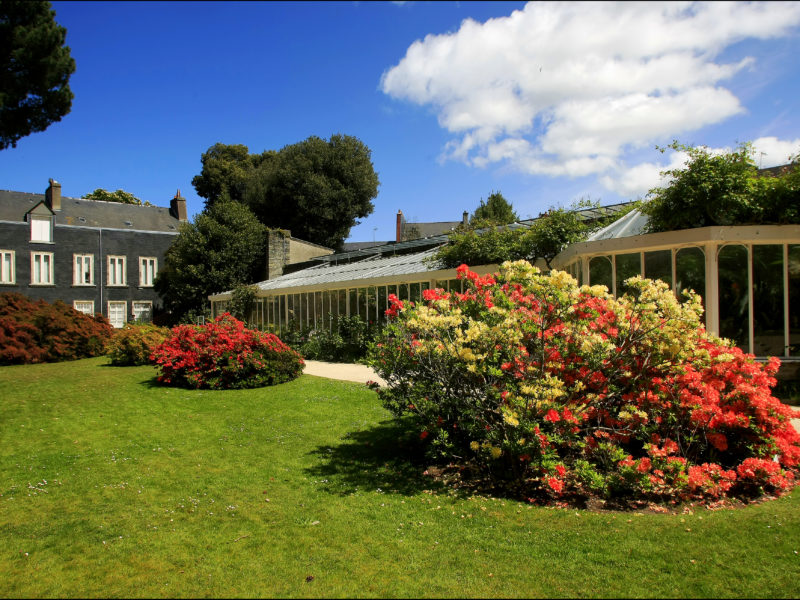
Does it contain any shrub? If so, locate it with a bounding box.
[293,315,377,363]
[151,313,304,389]
[368,261,800,505]
[106,323,170,366]
[0,292,113,364]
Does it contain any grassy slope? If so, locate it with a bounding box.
[0,357,798,598]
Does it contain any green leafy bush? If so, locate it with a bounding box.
[0,292,113,364]
[106,323,170,366]
[284,315,377,363]
[368,262,800,506]
[151,313,304,389]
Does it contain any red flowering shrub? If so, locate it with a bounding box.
[0,292,113,364]
[151,313,304,389]
[368,261,800,506]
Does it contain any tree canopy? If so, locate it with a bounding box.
[643,141,800,232]
[470,191,519,225]
[82,188,153,206]
[432,199,629,270]
[192,134,380,250]
[154,200,267,324]
[0,0,75,150]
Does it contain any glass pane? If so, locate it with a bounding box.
[321,291,330,330]
[359,288,367,322]
[387,284,397,299]
[790,245,800,356]
[448,279,461,293]
[421,281,430,292]
[753,245,785,356]
[367,286,378,325]
[718,245,749,351]
[338,289,346,321]
[349,288,357,319]
[675,247,706,311]
[299,294,306,327]
[378,286,388,322]
[435,280,449,292]
[278,295,285,334]
[615,253,641,296]
[644,250,672,288]
[410,282,421,303]
[314,291,323,329]
[398,283,409,301]
[589,256,612,292]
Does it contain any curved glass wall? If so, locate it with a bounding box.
[615,253,641,295]
[790,245,800,356]
[589,256,613,291]
[752,245,785,356]
[644,250,672,288]
[718,245,749,351]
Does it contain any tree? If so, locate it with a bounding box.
[0,1,75,150]
[191,143,273,205]
[192,134,380,250]
[432,199,628,269]
[470,191,518,225]
[643,141,800,232]
[82,188,153,206]
[154,200,267,324]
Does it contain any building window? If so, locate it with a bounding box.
[74,300,94,315]
[31,252,54,285]
[108,301,127,328]
[107,255,126,286]
[0,250,14,284]
[73,254,94,285]
[139,257,157,287]
[30,215,53,243]
[132,301,153,323]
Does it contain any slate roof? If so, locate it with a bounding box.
[234,246,443,295]
[0,190,182,233]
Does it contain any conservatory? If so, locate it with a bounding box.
[554,210,800,361]
[210,207,800,368]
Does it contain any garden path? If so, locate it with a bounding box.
[303,360,387,386]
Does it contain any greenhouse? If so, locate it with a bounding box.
[209,206,800,367]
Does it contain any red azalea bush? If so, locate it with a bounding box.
[151,313,304,389]
[0,292,113,364]
[368,261,800,506]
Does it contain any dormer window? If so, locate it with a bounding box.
[30,215,53,242]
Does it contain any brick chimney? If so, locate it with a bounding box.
[170,189,188,221]
[45,179,61,211]
[462,210,469,226]
[396,209,404,242]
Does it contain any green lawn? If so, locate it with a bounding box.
[1,357,799,598]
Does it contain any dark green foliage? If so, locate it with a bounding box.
[470,191,519,225]
[0,0,75,149]
[0,292,113,364]
[643,141,800,232]
[106,322,169,366]
[192,134,379,250]
[287,315,377,363]
[228,283,258,324]
[154,200,267,324]
[433,199,627,269]
[82,188,153,206]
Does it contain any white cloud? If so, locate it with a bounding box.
[751,136,800,166]
[381,1,800,186]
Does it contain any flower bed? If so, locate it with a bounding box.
[151,313,304,389]
[368,261,800,505]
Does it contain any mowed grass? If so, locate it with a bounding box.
[1,358,799,598]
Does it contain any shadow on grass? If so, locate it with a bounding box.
[305,417,446,497]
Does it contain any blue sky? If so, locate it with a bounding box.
[2,1,800,244]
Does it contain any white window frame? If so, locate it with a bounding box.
[0,250,14,284]
[73,253,94,286]
[30,215,53,243]
[139,256,157,287]
[73,300,95,315]
[132,300,153,323]
[30,251,54,285]
[107,301,127,328]
[107,255,126,286]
